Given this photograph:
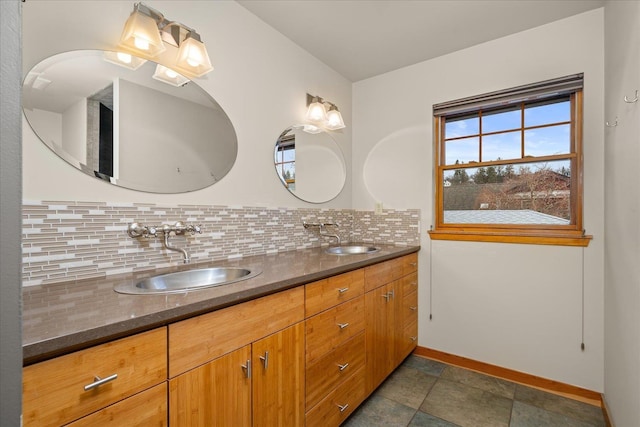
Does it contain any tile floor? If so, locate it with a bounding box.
[343,355,606,427]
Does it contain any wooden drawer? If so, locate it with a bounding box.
[365,253,418,291]
[67,382,167,427]
[402,289,418,326]
[23,328,167,427]
[169,287,304,377]
[306,296,364,363]
[397,318,418,362]
[306,331,365,409]
[398,253,418,278]
[305,367,366,427]
[305,269,364,317]
[400,272,418,296]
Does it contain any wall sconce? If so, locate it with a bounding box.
[119,2,213,78]
[103,51,148,71]
[306,93,346,130]
[152,65,189,87]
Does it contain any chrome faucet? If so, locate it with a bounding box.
[303,221,341,245]
[127,221,202,264]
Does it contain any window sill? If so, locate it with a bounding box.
[428,229,592,247]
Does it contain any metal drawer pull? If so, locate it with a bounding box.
[241,360,251,378]
[382,293,390,300]
[410,306,417,311]
[84,373,118,391]
[387,290,394,299]
[337,322,349,329]
[338,287,349,294]
[337,403,349,412]
[260,351,269,370]
[410,336,417,342]
[411,282,417,286]
[410,262,417,267]
[338,362,349,371]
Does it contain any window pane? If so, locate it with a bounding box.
[445,137,479,165]
[283,148,295,162]
[445,115,479,139]
[282,163,295,181]
[482,108,520,133]
[524,124,570,157]
[443,160,571,224]
[525,99,570,127]
[481,131,521,162]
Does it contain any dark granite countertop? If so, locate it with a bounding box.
[23,244,419,365]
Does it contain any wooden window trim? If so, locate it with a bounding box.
[431,89,591,247]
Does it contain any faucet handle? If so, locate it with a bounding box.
[191,225,202,234]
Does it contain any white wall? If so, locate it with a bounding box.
[353,10,605,391]
[604,1,640,425]
[61,97,87,163]
[22,1,352,208]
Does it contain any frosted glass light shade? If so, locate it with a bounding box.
[326,105,346,130]
[306,98,328,122]
[103,51,147,70]
[175,35,214,77]
[152,65,190,87]
[119,9,166,57]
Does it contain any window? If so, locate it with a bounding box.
[430,74,591,246]
[275,135,296,191]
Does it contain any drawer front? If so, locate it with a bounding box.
[306,296,365,363]
[169,286,304,377]
[67,382,167,427]
[305,367,366,427]
[23,328,167,427]
[305,269,364,317]
[398,253,418,278]
[397,318,418,363]
[402,289,418,327]
[364,260,393,292]
[400,272,418,296]
[306,331,365,409]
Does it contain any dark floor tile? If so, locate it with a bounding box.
[510,401,599,427]
[343,394,416,427]
[378,366,438,409]
[440,365,516,399]
[409,411,461,426]
[420,378,513,427]
[402,355,447,377]
[514,385,605,426]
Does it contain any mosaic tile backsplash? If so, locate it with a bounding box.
[22,201,420,287]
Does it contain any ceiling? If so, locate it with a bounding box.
[237,0,604,82]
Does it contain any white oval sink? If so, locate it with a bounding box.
[114,267,262,294]
[325,245,380,255]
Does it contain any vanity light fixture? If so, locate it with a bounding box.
[119,2,213,77]
[152,64,190,87]
[305,93,346,130]
[103,51,148,70]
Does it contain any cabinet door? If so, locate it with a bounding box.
[169,345,251,426]
[365,282,396,394]
[252,322,305,427]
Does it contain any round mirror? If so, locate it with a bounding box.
[274,125,346,203]
[22,50,237,193]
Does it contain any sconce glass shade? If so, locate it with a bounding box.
[326,105,346,130]
[103,51,148,70]
[306,97,328,122]
[302,124,323,134]
[175,34,214,77]
[119,9,166,57]
[152,64,190,87]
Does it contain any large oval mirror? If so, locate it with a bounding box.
[22,50,237,193]
[274,125,346,203]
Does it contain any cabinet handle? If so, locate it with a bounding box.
[410,306,417,311]
[382,293,390,301]
[410,262,417,267]
[338,287,349,294]
[411,281,417,286]
[241,360,251,378]
[337,322,349,329]
[259,351,269,370]
[83,373,118,391]
[388,289,394,299]
[410,336,417,342]
[337,362,349,372]
[337,403,349,412]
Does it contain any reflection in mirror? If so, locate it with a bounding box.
[23,50,237,193]
[274,126,346,203]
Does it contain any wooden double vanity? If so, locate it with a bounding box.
[22,249,418,426]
